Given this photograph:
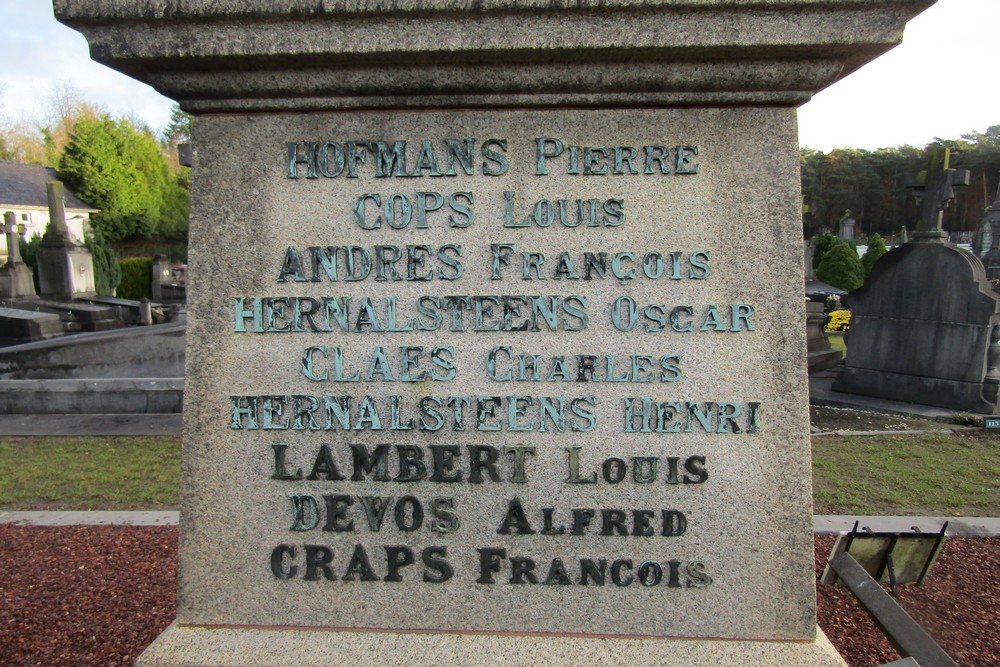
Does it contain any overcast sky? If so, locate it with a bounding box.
[1,0,995,151]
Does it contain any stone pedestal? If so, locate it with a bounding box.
[36,246,96,299]
[10,298,119,332]
[54,2,933,665]
[807,302,842,373]
[834,242,1000,413]
[0,263,35,299]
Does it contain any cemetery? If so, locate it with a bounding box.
[1,0,999,666]
[0,168,186,416]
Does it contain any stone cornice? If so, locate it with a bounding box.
[54,0,935,111]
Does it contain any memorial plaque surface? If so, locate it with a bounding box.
[182,108,813,640]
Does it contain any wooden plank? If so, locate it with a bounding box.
[828,552,957,667]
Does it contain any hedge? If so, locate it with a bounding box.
[118,257,153,300]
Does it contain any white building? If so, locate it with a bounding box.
[0,161,97,259]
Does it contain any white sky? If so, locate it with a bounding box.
[798,0,1000,151]
[0,0,996,149]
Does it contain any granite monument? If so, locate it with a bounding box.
[55,1,934,664]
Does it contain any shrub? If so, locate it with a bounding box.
[861,233,888,276]
[825,309,851,332]
[118,257,153,300]
[18,234,42,294]
[816,242,865,291]
[811,233,840,272]
[85,227,121,296]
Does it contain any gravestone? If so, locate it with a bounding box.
[979,179,1000,279]
[837,210,857,242]
[0,211,36,299]
[151,255,186,302]
[55,1,932,665]
[35,182,96,300]
[0,211,65,342]
[0,306,63,343]
[834,149,1000,413]
[805,237,818,280]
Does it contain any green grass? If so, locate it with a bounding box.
[2,431,998,516]
[812,431,1000,516]
[826,332,846,354]
[0,436,180,510]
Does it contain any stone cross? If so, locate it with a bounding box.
[3,211,23,265]
[906,147,970,242]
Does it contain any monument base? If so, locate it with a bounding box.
[0,263,36,299]
[137,623,847,666]
[834,366,998,414]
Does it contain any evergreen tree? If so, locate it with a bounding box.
[58,114,188,241]
[161,103,192,146]
[811,233,840,272]
[18,234,42,294]
[816,243,865,291]
[160,104,193,194]
[861,233,888,276]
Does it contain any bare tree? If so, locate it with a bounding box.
[41,81,102,165]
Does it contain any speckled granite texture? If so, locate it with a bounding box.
[164,108,814,640]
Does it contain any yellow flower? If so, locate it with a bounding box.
[825,309,851,332]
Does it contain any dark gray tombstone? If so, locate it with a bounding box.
[0,306,63,343]
[979,178,1000,279]
[834,148,1000,413]
[975,215,992,259]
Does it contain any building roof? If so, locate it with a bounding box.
[0,161,97,212]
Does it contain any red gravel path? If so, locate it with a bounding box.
[816,534,1000,667]
[0,525,176,666]
[1,526,997,666]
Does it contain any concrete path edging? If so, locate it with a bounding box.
[0,511,179,526]
[0,414,182,436]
